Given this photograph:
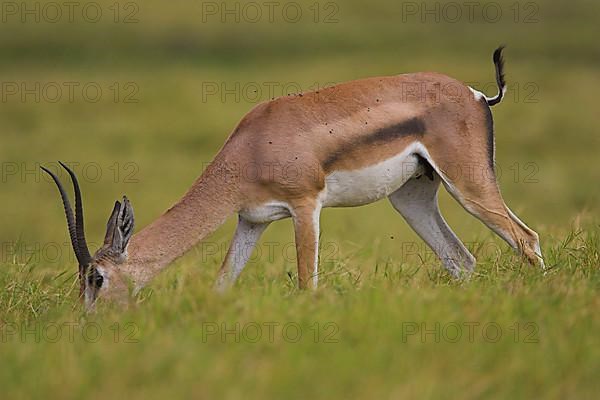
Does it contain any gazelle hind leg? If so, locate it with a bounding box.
[448,183,542,267]
[445,178,542,267]
[389,173,475,277]
[420,152,543,268]
[214,216,269,291]
[506,207,543,266]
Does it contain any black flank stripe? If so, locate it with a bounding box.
[323,117,425,170]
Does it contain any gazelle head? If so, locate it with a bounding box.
[41,162,135,310]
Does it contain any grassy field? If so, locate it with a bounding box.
[1,0,599,398]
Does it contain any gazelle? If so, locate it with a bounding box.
[43,47,543,308]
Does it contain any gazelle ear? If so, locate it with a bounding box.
[103,201,121,246]
[103,196,135,261]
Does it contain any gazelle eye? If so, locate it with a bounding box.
[95,274,104,288]
[88,270,104,288]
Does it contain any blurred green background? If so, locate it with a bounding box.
[1,1,599,398]
[2,0,599,247]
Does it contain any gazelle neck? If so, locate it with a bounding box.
[123,160,240,287]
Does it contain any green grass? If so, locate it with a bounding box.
[1,228,599,398]
[1,0,600,398]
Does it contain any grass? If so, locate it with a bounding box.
[1,0,599,398]
[1,227,599,398]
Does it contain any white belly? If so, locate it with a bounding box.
[239,201,291,224]
[320,148,422,208]
[240,145,425,223]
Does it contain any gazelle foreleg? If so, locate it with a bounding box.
[389,174,476,277]
[291,200,321,289]
[215,216,269,291]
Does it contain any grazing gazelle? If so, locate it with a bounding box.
[43,47,543,308]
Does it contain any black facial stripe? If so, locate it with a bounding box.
[323,117,426,170]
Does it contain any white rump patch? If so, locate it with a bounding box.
[469,87,486,101]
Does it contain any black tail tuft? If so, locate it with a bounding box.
[487,46,506,106]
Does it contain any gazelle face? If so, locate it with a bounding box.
[81,255,131,309]
[41,162,135,311]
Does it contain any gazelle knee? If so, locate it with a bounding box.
[463,252,476,271]
[441,252,476,278]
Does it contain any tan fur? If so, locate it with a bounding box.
[91,72,542,303]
